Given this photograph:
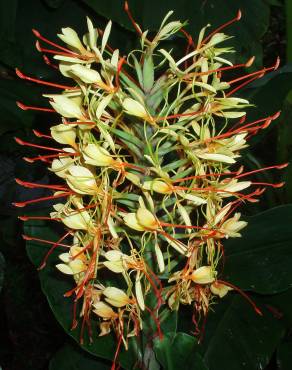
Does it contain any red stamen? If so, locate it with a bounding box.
[228,57,280,85]
[32,29,76,53]
[15,68,76,90]
[15,178,68,191]
[145,305,163,340]
[15,137,75,153]
[201,10,242,46]
[184,57,255,80]
[38,231,72,270]
[36,40,78,57]
[111,332,123,370]
[235,163,288,179]
[124,1,142,35]
[16,101,55,113]
[115,56,126,90]
[22,234,71,248]
[33,129,52,139]
[43,55,59,70]
[217,279,262,316]
[251,181,285,188]
[226,73,264,97]
[13,191,71,207]
[19,216,60,221]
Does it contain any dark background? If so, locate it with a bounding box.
[0,0,292,369]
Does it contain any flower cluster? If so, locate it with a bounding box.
[16,3,285,353]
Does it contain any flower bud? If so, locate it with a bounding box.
[83,143,116,167]
[50,124,76,147]
[136,208,159,230]
[50,95,84,119]
[191,266,215,284]
[210,281,233,298]
[93,301,117,319]
[103,287,131,307]
[66,165,99,195]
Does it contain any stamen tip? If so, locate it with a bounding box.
[272,111,281,120]
[13,202,25,208]
[35,40,42,52]
[16,101,27,110]
[274,56,280,70]
[15,68,24,79]
[237,10,242,20]
[32,29,40,37]
[245,56,255,68]
[19,216,29,221]
[124,1,129,11]
[14,137,24,145]
[23,157,34,163]
[22,234,32,240]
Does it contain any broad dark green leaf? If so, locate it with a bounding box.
[276,90,292,204]
[0,1,97,76]
[242,66,292,122]
[154,332,208,370]
[83,0,270,67]
[49,343,111,370]
[223,205,292,294]
[0,252,5,293]
[0,79,43,135]
[43,0,66,9]
[24,220,140,370]
[203,295,285,370]
[277,341,292,370]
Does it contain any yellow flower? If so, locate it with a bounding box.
[191,266,215,284]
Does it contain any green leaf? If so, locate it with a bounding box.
[242,66,292,123]
[223,205,292,294]
[82,0,270,67]
[143,54,154,93]
[24,220,140,370]
[203,295,285,370]
[43,0,66,9]
[154,332,208,370]
[49,343,111,370]
[277,341,292,370]
[0,79,42,135]
[0,252,5,293]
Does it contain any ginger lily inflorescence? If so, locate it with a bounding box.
[16,3,286,357]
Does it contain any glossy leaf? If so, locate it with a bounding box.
[223,205,292,294]
[49,343,111,370]
[0,252,5,293]
[154,332,208,370]
[277,341,292,370]
[203,295,285,370]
